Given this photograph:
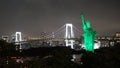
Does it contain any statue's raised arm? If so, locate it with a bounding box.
[80,13,85,27]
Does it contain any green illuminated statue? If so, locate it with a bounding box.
[80,14,97,52]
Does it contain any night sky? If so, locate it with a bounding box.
[0,0,120,37]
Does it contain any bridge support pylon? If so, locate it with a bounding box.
[15,32,22,50]
[65,23,75,49]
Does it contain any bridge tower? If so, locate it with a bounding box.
[65,23,74,49]
[15,32,22,42]
[15,32,22,50]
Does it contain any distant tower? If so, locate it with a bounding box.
[15,32,22,50]
[52,32,55,38]
[15,32,22,42]
[65,23,74,49]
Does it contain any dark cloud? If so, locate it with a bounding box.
[0,0,120,37]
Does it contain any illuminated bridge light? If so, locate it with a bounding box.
[15,32,22,42]
[65,23,75,49]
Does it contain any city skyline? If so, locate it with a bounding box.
[0,0,120,37]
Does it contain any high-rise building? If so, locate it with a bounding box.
[2,35,9,42]
[114,32,120,43]
[115,32,120,37]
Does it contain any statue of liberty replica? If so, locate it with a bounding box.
[80,13,97,53]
